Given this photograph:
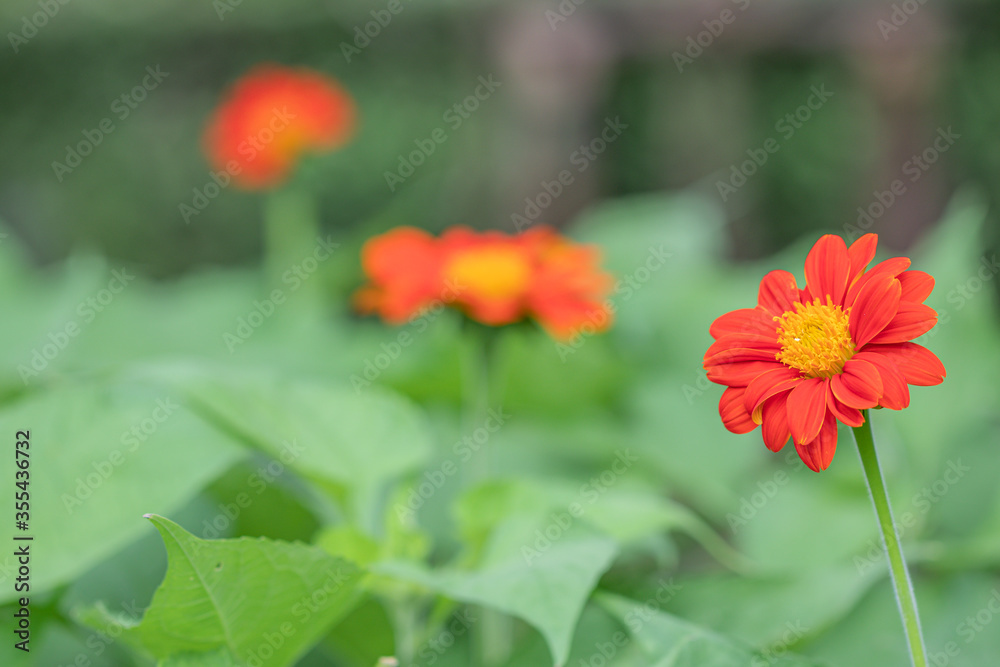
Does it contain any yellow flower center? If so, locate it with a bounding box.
[774,297,855,378]
[445,246,532,300]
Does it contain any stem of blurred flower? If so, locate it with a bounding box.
[852,411,928,667]
[389,599,418,666]
[460,328,511,666]
[263,187,321,304]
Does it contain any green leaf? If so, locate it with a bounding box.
[598,593,826,666]
[158,648,238,666]
[80,515,364,667]
[455,479,747,572]
[165,369,433,522]
[74,601,147,657]
[376,525,617,666]
[661,567,880,649]
[807,572,1000,667]
[315,525,381,567]
[0,381,245,604]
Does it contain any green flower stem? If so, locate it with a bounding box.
[388,599,418,666]
[460,328,511,666]
[852,411,928,667]
[460,328,504,484]
[263,187,321,303]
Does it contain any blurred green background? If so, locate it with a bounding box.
[2,1,1000,666]
[3,0,999,273]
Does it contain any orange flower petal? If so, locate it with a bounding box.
[720,386,757,434]
[795,412,839,472]
[830,358,883,409]
[705,360,786,387]
[862,342,946,386]
[854,351,910,410]
[743,366,803,420]
[848,273,902,348]
[845,256,910,307]
[760,393,792,452]
[786,377,829,444]
[804,234,851,306]
[758,270,800,317]
[709,308,778,340]
[897,270,935,304]
[847,234,879,285]
[704,334,781,368]
[826,385,864,427]
[867,302,937,345]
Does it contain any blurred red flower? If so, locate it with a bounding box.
[704,234,945,472]
[355,226,613,340]
[204,64,355,189]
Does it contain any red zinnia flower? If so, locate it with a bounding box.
[704,234,946,472]
[354,226,613,340]
[354,227,445,325]
[204,64,355,189]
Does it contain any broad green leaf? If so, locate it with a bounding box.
[158,648,238,666]
[321,596,396,667]
[0,381,245,604]
[162,369,433,520]
[74,601,147,657]
[376,525,617,666]
[315,525,381,567]
[807,573,1000,667]
[598,593,826,666]
[80,515,364,667]
[660,567,880,649]
[455,479,747,572]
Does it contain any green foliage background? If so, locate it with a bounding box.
[2,1,1000,665]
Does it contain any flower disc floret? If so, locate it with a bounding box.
[774,297,854,378]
